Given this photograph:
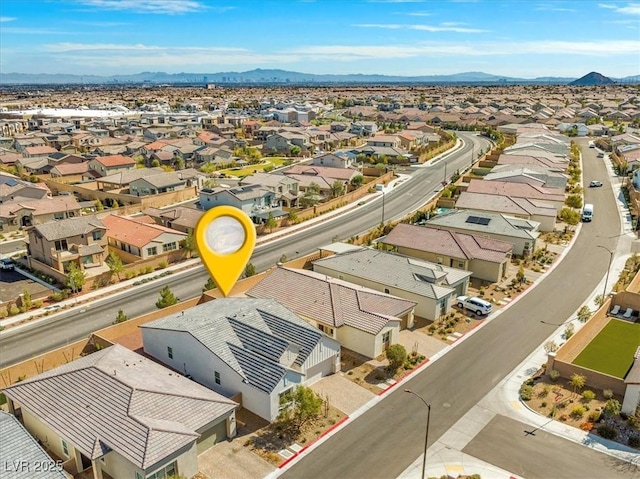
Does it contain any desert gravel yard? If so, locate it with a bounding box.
[309,373,375,414]
[198,437,274,479]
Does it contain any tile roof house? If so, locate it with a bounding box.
[247,267,417,358]
[142,206,203,234]
[101,214,187,260]
[49,161,89,179]
[0,196,81,232]
[424,209,540,257]
[455,191,557,232]
[28,216,108,275]
[87,155,136,178]
[141,298,341,421]
[312,247,471,320]
[382,223,512,283]
[199,185,285,224]
[2,344,237,479]
[483,164,568,189]
[465,178,566,210]
[95,167,165,191]
[0,174,49,203]
[240,173,300,208]
[0,411,67,479]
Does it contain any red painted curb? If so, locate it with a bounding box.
[277,415,349,469]
[377,358,430,396]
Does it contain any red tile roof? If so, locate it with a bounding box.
[101,214,185,248]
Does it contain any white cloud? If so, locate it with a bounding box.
[354,23,489,33]
[406,12,432,16]
[2,27,76,35]
[77,0,212,15]
[599,2,640,14]
[0,16,17,22]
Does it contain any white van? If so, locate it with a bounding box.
[582,203,594,222]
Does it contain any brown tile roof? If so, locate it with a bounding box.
[384,223,512,263]
[0,196,80,218]
[51,162,89,175]
[24,145,58,155]
[466,179,565,203]
[247,267,416,334]
[94,154,136,167]
[283,164,358,181]
[101,214,186,248]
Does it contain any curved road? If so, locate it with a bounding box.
[280,139,632,478]
[0,133,489,367]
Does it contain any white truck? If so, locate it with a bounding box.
[582,203,594,222]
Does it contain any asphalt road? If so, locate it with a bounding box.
[463,415,639,479]
[280,139,627,479]
[0,133,489,367]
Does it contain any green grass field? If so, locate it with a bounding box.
[218,157,291,177]
[573,319,640,378]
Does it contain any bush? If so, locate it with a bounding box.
[8,305,20,316]
[519,384,534,401]
[570,405,586,419]
[386,344,407,372]
[588,410,601,422]
[604,399,621,416]
[157,261,168,270]
[597,424,617,440]
[582,390,596,403]
[538,386,550,398]
[628,435,640,449]
[603,389,614,400]
[549,369,560,382]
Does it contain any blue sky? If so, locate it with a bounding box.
[0,0,638,78]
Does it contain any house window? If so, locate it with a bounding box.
[92,231,102,241]
[54,239,68,252]
[214,371,221,385]
[147,247,157,256]
[162,242,177,252]
[382,331,391,344]
[167,346,173,359]
[457,261,464,268]
[53,212,64,220]
[61,439,69,457]
[318,324,334,336]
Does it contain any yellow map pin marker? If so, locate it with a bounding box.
[195,205,256,297]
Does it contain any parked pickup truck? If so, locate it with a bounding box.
[456,295,492,316]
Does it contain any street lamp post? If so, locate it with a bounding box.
[404,389,431,479]
[381,189,386,225]
[597,245,614,302]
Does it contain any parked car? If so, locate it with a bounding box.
[0,258,15,270]
[456,295,492,316]
[589,180,603,187]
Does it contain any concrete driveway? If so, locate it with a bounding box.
[310,373,375,415]
[198,439,274,479]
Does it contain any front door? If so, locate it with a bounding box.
[382,331,391,350]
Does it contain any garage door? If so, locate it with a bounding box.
[197,420,227,454]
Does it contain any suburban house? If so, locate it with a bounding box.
[497,153,569,172]
[2,345,238,479]
[349,121,378,136]
[101,214,187,260]
[87,154,136,178]
[142,206,203,234]
[383,223,513,283]
[129,171,189,196]
[424,209,540,257]
[0,411,67,479]
[199,185,286,224]
[141,298,341,421]
[49,161,89,180]
[28,216,108,274]
[0,196,81,231]
[0,174,49,203]
[95,167,165,192]
[240,173,300,208]
[464,179,566,211]
[312,152,354,169]
[455,191,557,232]
[483,164,568,189]
[312,247,471,320]
[246,267,417,358]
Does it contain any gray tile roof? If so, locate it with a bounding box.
[312,248,470,300]
[247,267,416,335]
[99,167,164,185]
[141,298,325,394]
[3,345,236,470]
[455,192,557,217]
[0,411,67,479]
[133,172,186,188]
[34,216,106,241]
[425,209,540,240]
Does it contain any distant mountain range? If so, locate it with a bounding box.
[0,69,638,85]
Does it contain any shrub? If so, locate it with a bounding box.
[570,405,586,419]
[519,384,533,401]
[538,386,549,398]
[157,261,168,270]
[588,411,601,422]
[580,422,595,432]
[8,305,20,316]
[386,344,407,372]
[582,390,596,403]
[0,309,7,318]
[549,369,560,382]
[603,389,614,400]
[597,424,617,440]
[604,399,621,416]
[628,435,640,449]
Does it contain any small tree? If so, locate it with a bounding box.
[386,344,407,372]
[564,322,575,340]
[516,265,526,285]
[569,373,586,393]
[112,199,120,209]
[577,305,591,323]
[287,210,298,224]
[544,340,558,353]
[181,231,197,258]
[115,309,128,323]
[22,288,32,311]
[203,277,216,292]
[330,180,345,198]
[244,263,257,277]
[155,286,178,309]
[278,386,323,434]
[604,398,621,416]
[106,252,124,281]
[565,194,583,209]
[290,145,302,157]
[350,175,364,188]
[265,212,278,233]
[559,207,580,226]
[95,198,104,211]
[66,262,86,296]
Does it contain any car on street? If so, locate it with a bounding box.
[589,180,603,187]
[456,295,493,316]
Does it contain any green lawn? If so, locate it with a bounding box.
[573,319,640,378]
[217,157,291,177]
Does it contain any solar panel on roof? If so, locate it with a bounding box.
[466,215,490,225]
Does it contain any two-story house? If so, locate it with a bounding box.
[199,185,282,223]
[87,154,136,178]
[240,173,300,208]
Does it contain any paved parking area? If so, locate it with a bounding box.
[309,373,375,415]
[198,438,274,479]
[0,269,52,303]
